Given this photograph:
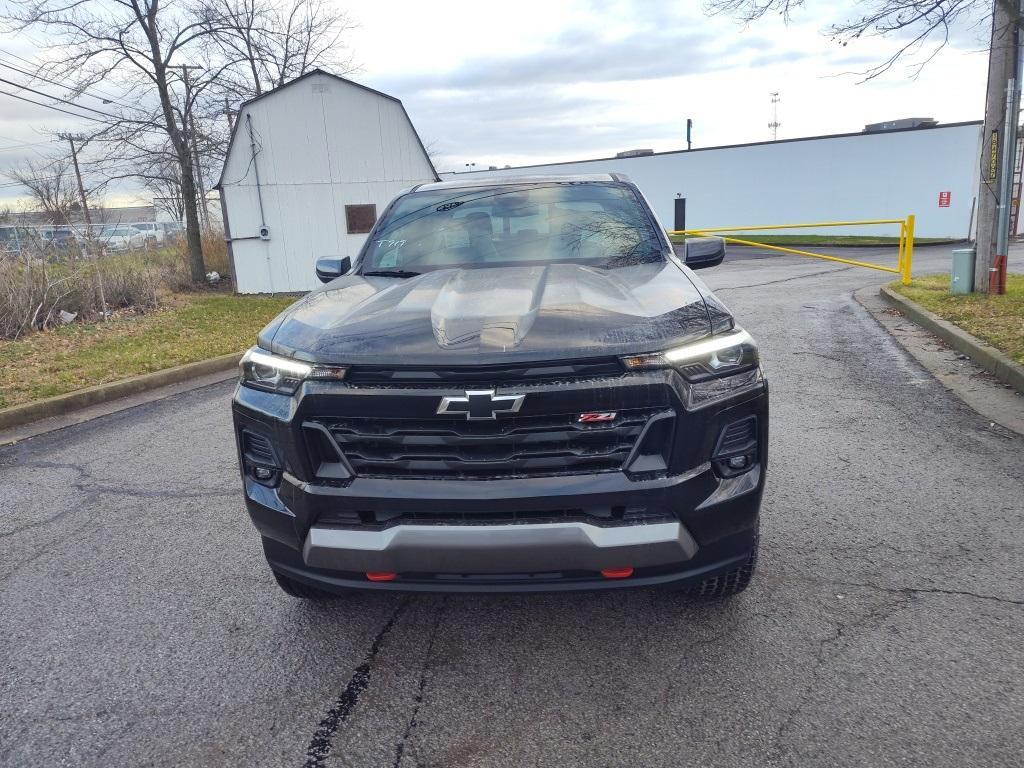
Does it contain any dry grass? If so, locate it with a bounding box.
[890,273,1024,364]
[1,234,231,340]
[0,292,295,409]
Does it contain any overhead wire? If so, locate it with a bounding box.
[0,75,123,121]
[0,87,115,123]
[0,54,137,112]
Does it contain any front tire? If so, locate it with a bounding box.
[683,530,759,600]
[272,570,335,600]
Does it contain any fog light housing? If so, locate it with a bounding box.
[712,416,758,478]
[241,429,282,487]
[253,466,275,481]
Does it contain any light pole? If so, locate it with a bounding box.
[465,162,476,173]
[769,92,780,141]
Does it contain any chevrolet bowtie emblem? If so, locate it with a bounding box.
[437,390,525,420]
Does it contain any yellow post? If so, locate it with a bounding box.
[896,221,905,274]
[902,214,915,285]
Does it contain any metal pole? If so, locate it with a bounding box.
[59,132,93,267]
[993,0,1024,294]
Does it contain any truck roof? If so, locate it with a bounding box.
[412,173,628,193]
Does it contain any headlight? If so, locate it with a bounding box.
[239,347,347,394]
[623,329,764,409]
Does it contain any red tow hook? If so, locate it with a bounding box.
[601,567,634,579]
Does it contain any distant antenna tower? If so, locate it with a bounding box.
[769,92,781,141]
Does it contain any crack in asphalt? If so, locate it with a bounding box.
[392,598,447,768]
[303,598,411,768]
[838,581,1024,607]
[765,575,1023,764]
[765,573,1024,608]
[1,457,236,539]
[768,594,908,766]
[714,265,854,292]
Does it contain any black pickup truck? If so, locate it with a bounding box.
[232,174,767,597]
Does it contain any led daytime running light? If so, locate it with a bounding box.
[246,348,312,377]
[662,329,753,364]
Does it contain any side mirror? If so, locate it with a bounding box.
[683,236,725,270]
[315,256,351,283]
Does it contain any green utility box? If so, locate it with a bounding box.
[951,248,975,294]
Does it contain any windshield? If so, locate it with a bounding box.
[101,226,129,237]
[360,182,665,274]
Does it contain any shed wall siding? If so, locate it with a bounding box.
[221,73,436,294]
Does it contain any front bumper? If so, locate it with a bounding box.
[303,519,698,573]
[234,373,767,593]
[244,457,763,592]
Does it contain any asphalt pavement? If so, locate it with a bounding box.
[2,245,1023,768]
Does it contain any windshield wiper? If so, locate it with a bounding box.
[361,269,421,278]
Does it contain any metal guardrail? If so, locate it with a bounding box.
[671,215,916,285]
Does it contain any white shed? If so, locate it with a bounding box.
[217,70,438,294]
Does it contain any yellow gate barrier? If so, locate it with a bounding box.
[671,215,915,285]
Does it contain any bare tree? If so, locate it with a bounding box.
[704,0,992,80]
[200,0,356,100]
[4,158,79,225]
[141,154,186,222]
[0,0,227,282]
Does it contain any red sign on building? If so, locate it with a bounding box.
[938,191,951,207]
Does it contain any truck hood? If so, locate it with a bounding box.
[260,261,719,365]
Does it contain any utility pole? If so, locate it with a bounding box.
[769,92,781,141]
[58,132,92,270]
[224,96,235,131]
[976,1,1020,294]
[180,64,209,231]
[58,133,92,231]
[686,118,693,150]
[59,132,106,318]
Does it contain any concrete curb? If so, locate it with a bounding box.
[879,286,1024,394]
[0,352,243,432]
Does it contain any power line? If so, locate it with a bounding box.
[0,136,52,150]
[0,47,130,106]
[0,56,137,112]
[0,75,122,120]
[0,86,114,124]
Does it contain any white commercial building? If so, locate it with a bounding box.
[217,70,438,294]
[442,122,983,240]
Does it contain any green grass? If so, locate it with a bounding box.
[668,233,952,247]
[0,293,295,409]
[890,273,1024,365]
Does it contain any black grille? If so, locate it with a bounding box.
[715,416,757,456]
[241,430,276,464]
[317,505,673,529]
[345,359,624,386]
[311,408,667,479]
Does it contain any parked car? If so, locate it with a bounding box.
[232,174,767,599]
[98,224,146,251]
[40,226,79,251]
[130,222,165,245]
[0,226,30,256]
[160,222,185,242]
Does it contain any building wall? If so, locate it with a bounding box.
[441,123,983,239]
[220,73,436,294]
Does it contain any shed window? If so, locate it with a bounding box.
[345,204,377,234]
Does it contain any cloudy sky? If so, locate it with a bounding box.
[0,0,992,207]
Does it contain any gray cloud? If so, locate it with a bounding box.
[376,24,776,94]
[369,21,797,169]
